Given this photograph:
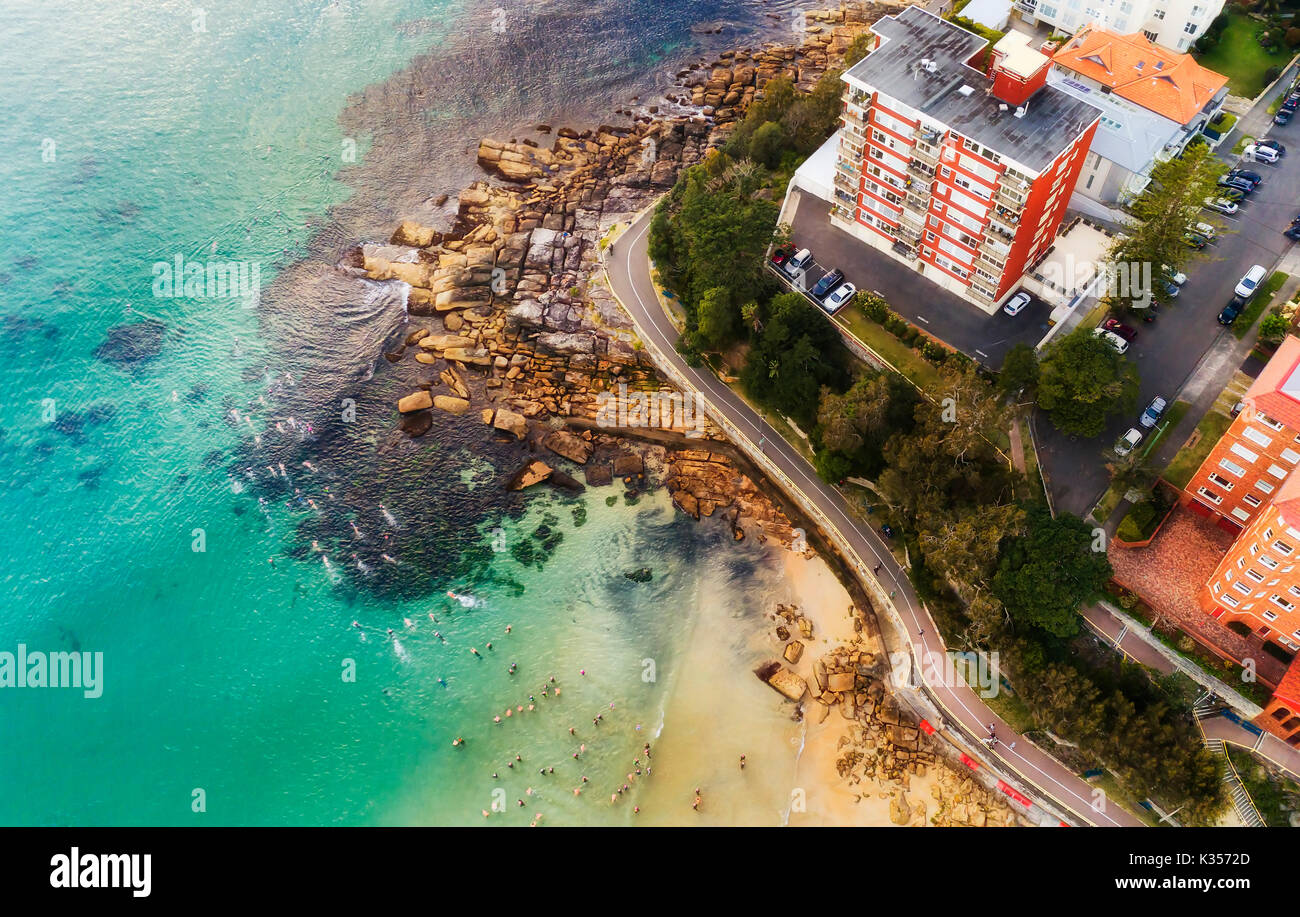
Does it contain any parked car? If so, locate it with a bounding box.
[1161,266,1187,286]
[1218,187,1246,203]
[1103,317,1138,341]
[822,282,856,313]
[1002,290,1032,316]
[1276,109,1294,126]
[1246,144,1281,163]
[1227,168,1262,186]
[1218,296,1245,325]
[1114,427,1144,457]
[1187,221,1217,240]
[1257,139,1286,155]
[1286,226,1300,242]
[785,248,812,275]
[1182,231,1209,249]
[1140,396,1168,429]
[811,267,845,299]
[1092,327,1130,354]
[1204,197,1239,215]
[1218,176,1255,195]
[1137,299,1159,323]
[771,243,795,266]
[1235,264,1267,299]
[1164,280,1181,298]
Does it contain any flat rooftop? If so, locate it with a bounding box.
[844,6,1102,174]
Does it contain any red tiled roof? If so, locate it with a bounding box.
[1052,27,1228,125]
[1247,336,1300,433]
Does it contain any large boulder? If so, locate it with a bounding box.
[432,395,471,415]
[543,430,593,464]
[493,408,528,439]
[507,460,553,490]
[391,220,436,248]
[765,667,808,701]
[417,333,475,351]
[397,391,433,413]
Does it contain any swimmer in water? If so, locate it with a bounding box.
[403,618,415,629]
[311,540,321,552]
[302,461,317,472]
[350,522,363,539]
[381,554,396,564]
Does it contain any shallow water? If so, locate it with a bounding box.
[0,0,815,825]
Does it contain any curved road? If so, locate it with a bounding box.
[605,206,1143,827]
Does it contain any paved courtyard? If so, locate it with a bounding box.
[1108,506,1289,687]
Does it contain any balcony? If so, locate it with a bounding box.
[993,203,1021,225]
[995,186,1024,211]
[907,159,935,180]
[912,144,939,166]
[985,220,1016,243]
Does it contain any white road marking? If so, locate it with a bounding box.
[612,210,1133,826]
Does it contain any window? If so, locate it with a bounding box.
[1222,594,1240,608]
[1208,473,1235,491]
[1231,442,1259,464]
[1284,448,1300,465]
[1152,9,1165,19]
[1258,413,1285,431]
[1243,427,1273,448]
[1261,555,1279,570]
[1271,594,1296,612]
[1143,29,1158,41]
[1269,464,1289,480]
[1264,610,1278,622]
[1290,585,1300,599]
[1219,458,1246,478]
[1246,568,1265,583]
[1233,507,1251,522]
[1274,540,1295,556]
[1197,487,1223,505]
[1257,479,1276,494]
[1244,493,1262,508]
[1234,581,1253,596]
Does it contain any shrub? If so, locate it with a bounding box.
[1287,27,1300,48]
[1259,312,1290,342]
[861,292,889,323]
[1265,66,1282,86]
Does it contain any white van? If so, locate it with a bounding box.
[1092,326,1130,354]
[1235,264,1267,299]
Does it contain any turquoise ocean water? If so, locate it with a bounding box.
[0,0,811,824]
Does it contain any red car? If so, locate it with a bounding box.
[1103,317,1138,341]
[771,243,795,266]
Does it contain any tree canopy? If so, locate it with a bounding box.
[1036,327,1139,437]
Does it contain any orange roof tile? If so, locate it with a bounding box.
[1052,27,1228,125]
[1246,336,1300,433]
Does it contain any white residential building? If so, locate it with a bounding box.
[1013,0,1226,53]
[1047,26,1228,203]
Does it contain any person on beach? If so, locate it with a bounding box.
[740,754,746,771]
[873,563,881,574]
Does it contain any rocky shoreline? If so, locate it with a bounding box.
[350,0,1023,825]
[357,2,901,546]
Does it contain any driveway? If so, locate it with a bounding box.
[1037,68,1300,517]
[787,194,1052,368]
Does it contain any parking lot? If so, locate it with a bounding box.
[786,194,1052,368]
[1036,72,1300,516]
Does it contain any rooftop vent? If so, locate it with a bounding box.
[1014,105,1027,118]
[999,102,1009,111]
[957,84,975,96]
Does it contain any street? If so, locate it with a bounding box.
[1038,65,1300,516]
[606,205,1144,826]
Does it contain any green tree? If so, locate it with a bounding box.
[749,121,787,169]
[843,33,873,67]
[998,342,1039,394]
[1258,313,1290,343]
[1037,327,1140,437]
[1107,141,1227,311]
[696,286,738,349]
[992,508,1112,637]
[741,292,851,428]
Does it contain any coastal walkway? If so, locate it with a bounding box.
[605,206,1144,827]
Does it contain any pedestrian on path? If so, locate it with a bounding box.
[917,629,924,638]
[1009,742,1017,751]
[889,590,895,599]
[873,563,882,574]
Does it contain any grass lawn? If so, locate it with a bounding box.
[1193,11,1290,98]
[1233,271,1290,340]
[833,304,945,391]
[1163,405,1234,489]
[1139,399,1191,459]
[1209,110,1238,134]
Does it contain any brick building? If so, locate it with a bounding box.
[833,7,1102,313]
